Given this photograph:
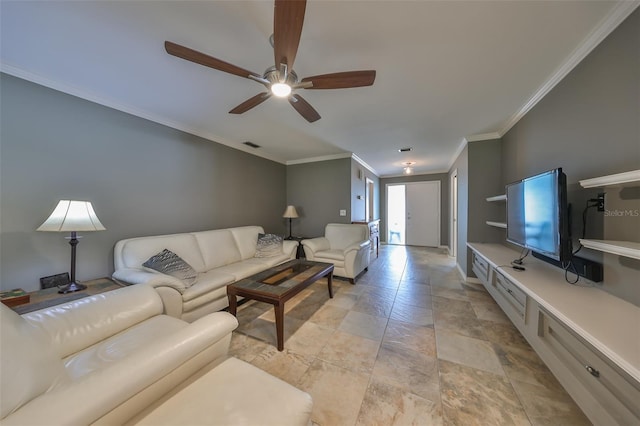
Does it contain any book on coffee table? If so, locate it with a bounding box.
[0,288,30,307]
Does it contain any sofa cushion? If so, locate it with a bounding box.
[254,233,284,258]
[214,260,273,282]
[193,229,243,270]
[243,254,291,269]
[115,233,206,273]
[181,270,235,302]
[143,249,197,286]
[0,305,68,418]
[229,226,264,259]
[63,315,187,381]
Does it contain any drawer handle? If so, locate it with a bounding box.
[585,365,600,378]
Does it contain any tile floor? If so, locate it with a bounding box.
[229,245,591,426]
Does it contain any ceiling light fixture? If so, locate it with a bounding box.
[403,162,415,175]
[271,83,292,98]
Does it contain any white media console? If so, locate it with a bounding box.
[467,242,639,425]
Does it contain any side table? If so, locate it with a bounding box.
[12,277,127,315]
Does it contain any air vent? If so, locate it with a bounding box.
[243,141,261,149]
[399,147,412,152]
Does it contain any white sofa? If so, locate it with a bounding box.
[113,226,297,322]
[302,223,371,283]
[0,284,238,425]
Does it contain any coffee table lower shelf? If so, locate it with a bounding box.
[227,259,334,351]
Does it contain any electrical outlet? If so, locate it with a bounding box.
[339,209,347,216]
[597,192,605,212]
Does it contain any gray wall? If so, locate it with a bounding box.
[286,158,352,238]
[0,74,287,291]
[379,173,449,246]
[350,158,380,222]
[500,8,639,305]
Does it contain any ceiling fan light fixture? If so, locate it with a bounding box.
[271,82,292,97]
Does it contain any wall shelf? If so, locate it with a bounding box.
[578,169,640,260]
[579,169,640,188]
[579,239,640,260]
[486,194,507,202]
[486,221,507,229]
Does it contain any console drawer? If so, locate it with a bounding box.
[538,307,640,424]
[494,271,527,321]
[471,251,490,284]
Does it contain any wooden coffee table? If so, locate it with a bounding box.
[227,259,334,351]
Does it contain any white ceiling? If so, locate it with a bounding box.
[1,1,636,176]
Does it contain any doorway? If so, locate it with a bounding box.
[450,169,458,258]
[386,181,441,247]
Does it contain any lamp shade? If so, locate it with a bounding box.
[37,200,106,232]
[282,205,299,219]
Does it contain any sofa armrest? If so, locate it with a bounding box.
[113,268,188,293]
[1,312,238,426]
[282,240,298,259]
[301,237,330,257]
[344,240,371,254]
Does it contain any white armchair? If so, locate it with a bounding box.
[301,223,371,283]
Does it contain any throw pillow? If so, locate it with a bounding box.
[255,233,284,258]
[143,249,197,285]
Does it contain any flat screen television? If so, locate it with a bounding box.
[506,168,571,262]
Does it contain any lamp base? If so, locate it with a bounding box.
[58,281,87,294]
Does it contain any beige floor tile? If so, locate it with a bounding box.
[511,379,590,423]
[355,376,443,426]
[317,330,381,374]
[308,303,350,329]
[439,360,530,426]
[383,319,436,357]
[250,346,313,387]
[286,320,336,357]
[372,343,440,402]
[431,286,469,302]
[352,294,395,318]
[229,332,270,363]
[469,299,512,324]
[390,300,434,326]
[298,359,370,426]
[436,329,504,376]
[434,309,486,340]
[432,296,477,319]
[339,310,388,341]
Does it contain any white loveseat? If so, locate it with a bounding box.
[302,223,371,283]
[113,226,297,322]
[0,284,238,425]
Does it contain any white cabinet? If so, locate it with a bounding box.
[538,307,640,425]
[467,242,640,426]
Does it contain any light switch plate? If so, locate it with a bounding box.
[339,209,347,216]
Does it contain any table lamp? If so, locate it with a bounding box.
[282,205,299,240]
[37,200,106,293]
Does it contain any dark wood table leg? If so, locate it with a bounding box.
[274,302,285,351]
[227,293,237,316]
[327,271,334,298]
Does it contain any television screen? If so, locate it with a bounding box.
[506,168,569,261]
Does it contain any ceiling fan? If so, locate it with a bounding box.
[164,0,376,123]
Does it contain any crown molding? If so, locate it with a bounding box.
[466,132,501,142]
[498,1,640,136]
[351,153,379,176]
[0,63,288,165]
[285,152,352,165]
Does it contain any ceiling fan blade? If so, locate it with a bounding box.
[165,41,260,79]
[273,0,306,71]
[289,94,320,122]
[229,92,271,114]
[301,70,376,89]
